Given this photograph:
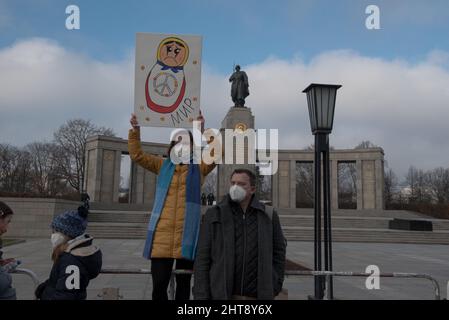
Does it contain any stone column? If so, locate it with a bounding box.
[217,107,256,201]
[86,148,103,202]
[112,150,122,202]
[278,161,290,208]
[99,150,116,202]
[130,162,138,203]
[134,164,146,204]
[289,160,296,208]
[375,159,384,209]
[362,160,376,209]
[356,160,363,210]
[331,160,338,210]
[143,168,156,204]
[272,166,279,207]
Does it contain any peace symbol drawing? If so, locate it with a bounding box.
[153,72,178,98]
[134,33,202,128]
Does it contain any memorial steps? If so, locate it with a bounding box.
[86,205,449,244]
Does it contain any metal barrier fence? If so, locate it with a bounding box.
[10,267,40,300]
[100,268,442,300]
[10,267,441,300]
[285,270,441,300]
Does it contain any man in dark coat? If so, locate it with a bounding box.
[193,169,286,300]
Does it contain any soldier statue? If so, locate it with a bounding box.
[229,65,249,107]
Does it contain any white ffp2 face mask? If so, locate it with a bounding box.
[51,232,66,249]
[171,143,193,164]
[229,184,247,202]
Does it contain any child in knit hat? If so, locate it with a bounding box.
[35,205,102,300]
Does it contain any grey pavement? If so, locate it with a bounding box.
[2,239,448,300]
[285,241,449,300]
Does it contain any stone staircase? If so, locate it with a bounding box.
[87,204,449,244]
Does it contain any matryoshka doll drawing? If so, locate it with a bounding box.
[145,37,189,113]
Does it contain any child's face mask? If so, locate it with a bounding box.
[51,232,66,249]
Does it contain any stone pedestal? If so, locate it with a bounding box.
[216,106,256,201]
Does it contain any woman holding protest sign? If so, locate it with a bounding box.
[128,111,219,300]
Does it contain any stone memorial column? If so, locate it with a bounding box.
[216,106,256,201]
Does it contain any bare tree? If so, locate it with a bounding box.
[302,144,315,151]
[201,168,217,196]
[297,163,313,199]
[406,166,432,203]
[406,166,419,203]
[354,141,378,149]
[302,144,335,151]
[25,142,65,196]
[338,162,357,208]
[13,148,33,193]
[53,119,115,193]
[0,144,18,191]
[426,167,449,204]
[296,162,314,207]
[256,165,272,201]
[384,168,398,206]
[0,144,33,193]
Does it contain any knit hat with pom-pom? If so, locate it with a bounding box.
[51,206,88,238]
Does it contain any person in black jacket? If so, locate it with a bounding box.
[193,168,286,300]
[207,193,215,205]
[35,206,102,300]
[0,201,17,300]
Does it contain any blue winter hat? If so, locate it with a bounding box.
[51,206,88,238]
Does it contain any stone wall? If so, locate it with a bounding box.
[0,197,81,238]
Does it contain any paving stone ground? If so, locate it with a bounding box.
[3,239,448,300]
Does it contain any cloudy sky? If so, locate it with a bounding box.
[1,0,449,180]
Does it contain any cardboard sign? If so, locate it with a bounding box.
[134,33,202,128]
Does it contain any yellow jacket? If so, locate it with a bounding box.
[128,128,216,259]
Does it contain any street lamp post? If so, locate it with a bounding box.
[302,83,341,300]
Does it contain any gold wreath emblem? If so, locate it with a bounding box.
[235,123,247,132]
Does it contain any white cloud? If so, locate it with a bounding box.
[206,50,449,178]
[1,38,449,179]
[0,37,135,145]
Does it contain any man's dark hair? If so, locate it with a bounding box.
[0,201,14,219]
[230,168,256,186]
